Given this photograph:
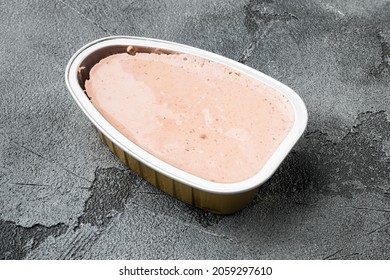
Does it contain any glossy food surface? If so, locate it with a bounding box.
[85,52,295,183]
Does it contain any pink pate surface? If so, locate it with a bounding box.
[85,52,295,183]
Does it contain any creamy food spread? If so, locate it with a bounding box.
[85,51,295,183]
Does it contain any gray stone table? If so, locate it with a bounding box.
[0,0,389,259]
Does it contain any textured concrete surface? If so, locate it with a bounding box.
[0,0,389,259]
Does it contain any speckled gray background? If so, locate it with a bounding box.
[0,0,389,259]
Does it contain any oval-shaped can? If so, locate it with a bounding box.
[65,36,308,214]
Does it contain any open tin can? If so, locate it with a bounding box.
[65,36,308,214]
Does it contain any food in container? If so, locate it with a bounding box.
[65,36,308,214]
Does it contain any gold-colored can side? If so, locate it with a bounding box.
[97,129,257,214]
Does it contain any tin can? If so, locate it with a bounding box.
[65,36,308,214]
